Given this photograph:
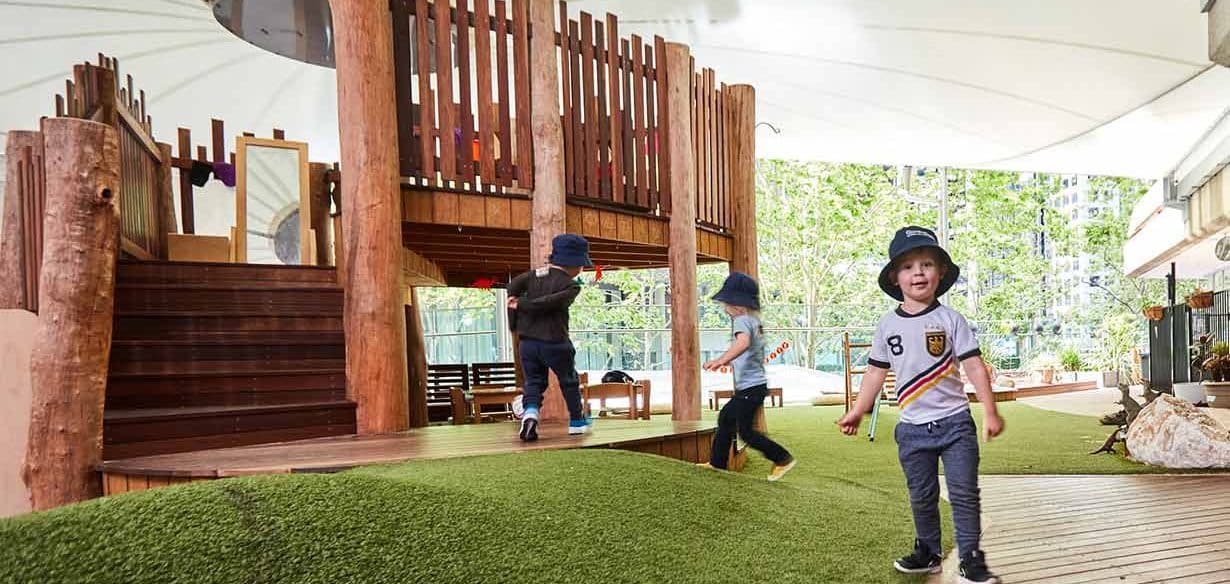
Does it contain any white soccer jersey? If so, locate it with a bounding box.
[867,302,980,425]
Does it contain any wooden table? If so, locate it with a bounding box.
[470,385,520,424]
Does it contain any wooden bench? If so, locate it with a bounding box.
[426,364,469,423]
[708,387,783,410]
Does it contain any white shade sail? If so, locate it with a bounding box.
[0,0,1226,179]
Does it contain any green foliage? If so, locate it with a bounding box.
[1059,347,1084,372]
[0,404,1188,584]
[1093,314,1140,373]
[1214,342,1229,357]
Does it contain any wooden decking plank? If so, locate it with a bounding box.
[1069,557,1230,584]
[997,529,1230,571]
[1006,539,1230,583]
[967,475,1230,584]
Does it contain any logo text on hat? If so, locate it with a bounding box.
[905,229,936,242]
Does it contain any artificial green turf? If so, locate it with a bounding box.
[0,402,1181,583]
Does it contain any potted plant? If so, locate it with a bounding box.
[1059,347,1084,383]
[1029,353,1059,385]
[1142,304,1165,321]
[1187,288,1214,310]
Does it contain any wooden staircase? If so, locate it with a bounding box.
[104,260,356,460]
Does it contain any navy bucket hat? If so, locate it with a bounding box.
[548,233,593,268]
[713,271,761,310]
[877,226,960,301]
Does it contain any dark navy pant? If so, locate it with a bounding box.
[519,338,585,421]
[709,384,792,468]
[895,409,983,557]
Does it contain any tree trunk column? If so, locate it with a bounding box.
[664,42,700,421]
[332,0,409,434]
[727,85,757,277]
[528,0,570,423]
[23,117,119,510]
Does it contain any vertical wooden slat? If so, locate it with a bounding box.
[476,0,495,188]
[580,12,596,199]
[568,19,583,197]
[435,0,456,180]
[595,20,609,200]
[456,0,474,185]
[621,37,634,207]
[632,36,646,208]
[645,43,658,211]
[654,36,670,212]
[273,128,286,140]
[495,0,512,185]
[415,0,435,182]
[512,0,532,188]
[606,14,623,203]
[708,69,717,228]
[692,71,701,223]
[558,1,573,196]
[391,0,416,177]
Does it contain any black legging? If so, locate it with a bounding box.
[709,384,792,468]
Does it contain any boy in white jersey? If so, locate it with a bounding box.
[837,226,1004,584]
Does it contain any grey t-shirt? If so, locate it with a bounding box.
[731,314,767,391]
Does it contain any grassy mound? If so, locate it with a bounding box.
[0,403,1173,583]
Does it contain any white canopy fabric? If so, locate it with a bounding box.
[0,0,1226,179]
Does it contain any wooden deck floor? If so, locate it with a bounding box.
[941,475,1230,584]
[99,418,715,482]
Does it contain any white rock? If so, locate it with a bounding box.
[1126,394,1230,469]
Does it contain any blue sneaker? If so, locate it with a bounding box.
[568,418,592,435]
[519,407,539,442]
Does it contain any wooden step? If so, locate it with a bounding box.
[110,333,345,363]
[107,369,346,409]
[103,401,357,459]
[108,359,346,378]
[115,287,343,317]
[117,260,337,285]
[114,315,344,336]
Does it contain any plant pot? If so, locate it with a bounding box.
[1205,381,1230,408]
[1187,291,1214,310]
[1176,382,1207,404]
[1143,306,1165,321]
[1101,371,1119,388]
[1039,368,1055,385]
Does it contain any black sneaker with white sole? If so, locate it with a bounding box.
[518,416,539,442]
[958,550,1000,584]
[893,539,942,575]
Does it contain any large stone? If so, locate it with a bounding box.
[1126,394,1230,469]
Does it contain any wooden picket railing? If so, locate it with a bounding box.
[56,56,172,260]
[693,67,733,232]
[391,0,533,193]
[557,4,668,217]
[6,139,46,312]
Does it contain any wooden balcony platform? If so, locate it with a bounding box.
[98,418,715,495]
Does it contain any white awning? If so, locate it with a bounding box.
[0,1,1226,179]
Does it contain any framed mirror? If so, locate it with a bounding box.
[235,137,313,265]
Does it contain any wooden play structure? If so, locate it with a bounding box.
[1,0,761,512]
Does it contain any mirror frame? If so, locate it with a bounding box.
[234,136,312,265]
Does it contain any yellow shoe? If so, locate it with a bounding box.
[696,462,720,471]
[768,459,797,482]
